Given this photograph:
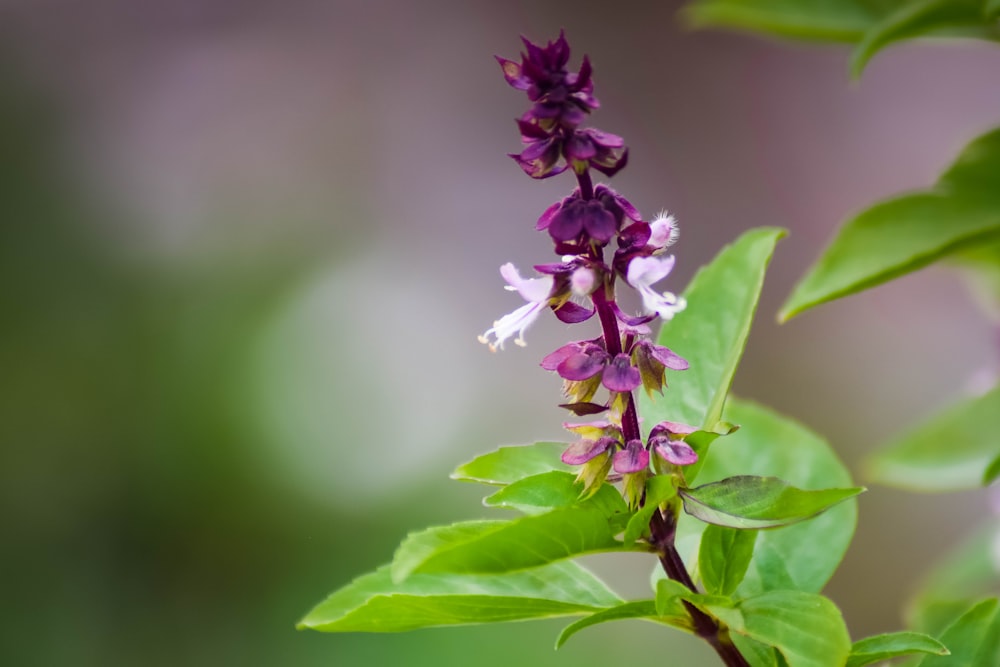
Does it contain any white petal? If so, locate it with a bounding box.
[500,263,554,302]
[478,301,547,351]
[649,212,679,250]
[571,267,595,297]
[627,254,676,288]
[637,285,687,320]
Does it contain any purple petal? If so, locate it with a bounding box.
[609,301,657,327]
[540,342,583,371]
[561,436,615,465]
[617,222,651,251]
[557,351,607,381]
[533,262,571,275]
[553,301,595,324]
[517,118,551,140]
[648,344,689,371]
[519,137,556,161]
[613,440,649,474]
[564,132,596,160]
[529,100,564,120]
[510,152,567,180]
[619,320,652,337]
[554,240,586,256]
[616,194,642,223]
[649,421,699,439]
[654,439,698,466]
[495,56,530,90]
[582,201,616,243]
[585,128,625,149]
[570,54,592,92]
[601,354,641,392]
[558,402,609,416]
[520,35,545,65]
[592,147,628,177]
[536,200,562,231]
[551,30,571,68]
[560,105,587,127]
[549,201,585,241]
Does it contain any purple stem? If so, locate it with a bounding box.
[577,167,746,667]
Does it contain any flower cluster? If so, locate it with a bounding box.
[481,32,694,508]
[497,32,627,180]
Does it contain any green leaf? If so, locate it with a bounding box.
[391,509,638,582]
[682,0,899,42]
[733,634,781,667]
[451,441,571,486]
[699,524,759,595]
[908,521,1000,635]
[656,577,702,617]
[846,631,948,667]
[702,591,851,667]
[299,561,621,632]
[850,0,994,78]
[985,452,1000,485]
[987,0,1000,19]
[680,475,864,529]
[915,598,1000,666]
[640,227,785,480]
[781,126,1000,320]
[949,237,1000,323]
[483,470,629,517]
[555,599,693,648]
[866,386,1000,492]
[623,474,678,546]
[674,399,859,596]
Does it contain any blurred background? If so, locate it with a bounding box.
[2,0,999,664]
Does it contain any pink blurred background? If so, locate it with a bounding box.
[2,0,999,663]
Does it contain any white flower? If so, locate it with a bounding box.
[648,211,679,251]
[570,266,596,297]
[478,263,554,351]
[627,255,687,320]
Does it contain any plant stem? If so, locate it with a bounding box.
[581,166,746,666]
[592,302,747,667]
[649,511,749,667]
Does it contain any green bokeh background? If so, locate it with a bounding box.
[2,1,998,664]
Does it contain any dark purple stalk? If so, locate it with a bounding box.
[576,167,595,200]
[577,168,747,667]
[650,512,749,667]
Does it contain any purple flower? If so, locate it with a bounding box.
[614,439,651,510]
[532,260,597,323]
[498,33,627,183]
[631,340,688,396]
[561,435,618,498]
[613,439,649,474]
[510,128,568,179]
[478,263,554,351]
[602,353,641,392]
[542,340,607,404]
[565,129,628,177]
[626,254,687,321]
[536,185,641,247]
[562,435,617,465]
[648,421,699,466]
[562,418,623,443]
[496,31,598,130]
[542,342,642,394]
